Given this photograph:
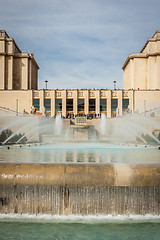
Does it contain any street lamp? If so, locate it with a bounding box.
[45,80,48,89]
[113,81,116,90]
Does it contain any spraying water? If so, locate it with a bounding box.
[54,114,63,136]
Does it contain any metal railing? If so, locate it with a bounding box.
[75,116,87,123]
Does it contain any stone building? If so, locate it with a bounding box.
[122,30,160,90]
[0,30,160,118]
[0,30,39,90]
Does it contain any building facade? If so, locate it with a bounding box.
[0,30,39,90]
[0,30,160,119]
[122,30,160,90]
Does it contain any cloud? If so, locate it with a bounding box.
[0,0,160,90]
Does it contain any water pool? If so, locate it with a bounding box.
[0,216,160,240]
[0,143,160,163]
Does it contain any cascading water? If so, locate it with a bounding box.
[1,185,159,215]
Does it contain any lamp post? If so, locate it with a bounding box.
[45,80,48,89]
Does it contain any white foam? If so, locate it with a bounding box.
[0,214,160,224]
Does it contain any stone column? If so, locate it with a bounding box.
[107,90,111,118]
[21,56,29,90]
[51,90,56,117]
[8,56,13,90]
[74,90,78,116]
[118,90,123,117]
[39,89,45,114]
[28,59,32,90]
[85,90,89,115]
[156,56,160,89]
[62,90,66,118]
[28,90,33,114]
[0,39,6,89]
[96,90,100,115]
[0,55,5,89]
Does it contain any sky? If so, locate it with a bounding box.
[0,0,160,90]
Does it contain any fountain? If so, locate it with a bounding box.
[0,110,160,218]
[54,114,63,136]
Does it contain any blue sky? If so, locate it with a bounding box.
[1,0,160,89]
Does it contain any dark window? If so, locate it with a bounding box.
[55,99,62,112]
[44,99,51,112]
[66,99,73,111]
[89,99,96,112]
[33,99,40,111]
[122,99,129,111]
[111,99,118,111]
[100,99,107,112]
[78,99,84,112]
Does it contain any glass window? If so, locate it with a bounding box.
[55,99,62,112]
[123,99,129,111]
[100,99,107,112]
[111,99,118,111]
[44,99,51,112]
[33,99,40,111]
[78,99,84,112]
[66,99,73,112]
[89,99,96,112]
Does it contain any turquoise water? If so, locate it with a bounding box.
[0,143,160,163]
[0,220,160,240]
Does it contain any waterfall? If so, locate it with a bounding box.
[0,185,159,216]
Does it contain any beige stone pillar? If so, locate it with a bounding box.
[21,57,28,90]
[51,90,56,117]
[0,55,5,89]
[73,90,78,116]
[7,40,14,54]
[156,56,160,89]
[107,90,111,118]
[118,90,123,117]
[85,90,89,115]
[96,90,100,115]
[0,39,5,53]
[39,89,45,114]
[28,90,33,114]
[62,90,66,117]
[8,56,13,90]
[28,59,32,90]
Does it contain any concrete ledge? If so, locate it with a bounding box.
[114,164,160,186]
[0,163,160,186]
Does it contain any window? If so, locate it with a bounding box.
[89,99,96,112]
[66,99,73,112]
[122,99,129,111]
[44,99,51,112]
[78,99,84,112]
[111,99,118,111]
[55,99,62,112]
[33,99,40,111]
[100,99,107,112]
